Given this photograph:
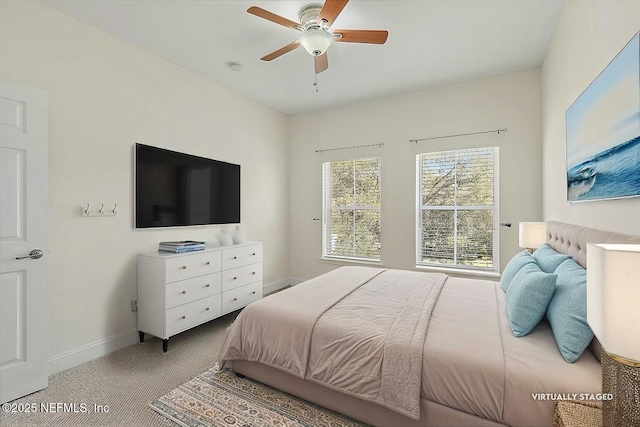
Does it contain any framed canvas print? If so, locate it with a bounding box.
[566,31,640,202]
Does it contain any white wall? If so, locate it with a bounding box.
[541,0,640,234]
[288,69,542,280]
[0,0,289,359]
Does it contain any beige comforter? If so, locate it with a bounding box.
[219,266,447,419]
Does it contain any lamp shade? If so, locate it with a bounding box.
[299,29,334,56]
[587,243,640,362]
[518,222,547,249]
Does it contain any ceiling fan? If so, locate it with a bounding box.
[247,0,388,74]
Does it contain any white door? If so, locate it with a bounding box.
[0,80,49,403]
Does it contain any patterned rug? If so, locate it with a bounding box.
[150,365,368,427]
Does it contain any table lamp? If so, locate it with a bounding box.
[586,243,640,427]
[518,222,547,252]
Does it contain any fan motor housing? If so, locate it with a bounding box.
[299,4,323,28]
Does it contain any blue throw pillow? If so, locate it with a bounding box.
[533,243,572,273]
[506,263,557,337]
[547,259,594,363]
[501,250,536,292]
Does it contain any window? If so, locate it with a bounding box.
[416,147,499,270]
[322,158,381,261]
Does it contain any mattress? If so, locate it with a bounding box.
[423,276,600,426]
[220,269,601,426]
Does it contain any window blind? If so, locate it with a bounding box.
[417,147,498,270]
[322,158,381,261]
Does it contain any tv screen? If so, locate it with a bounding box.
[135,143,240,228]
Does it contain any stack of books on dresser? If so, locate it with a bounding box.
[158,241,206,253]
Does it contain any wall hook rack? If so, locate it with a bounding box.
[82,203,118,217]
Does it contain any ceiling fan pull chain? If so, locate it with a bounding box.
[314,73,319,93]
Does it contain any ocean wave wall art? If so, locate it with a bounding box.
[566,31,639,202]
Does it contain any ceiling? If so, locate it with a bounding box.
[41,0,565,115]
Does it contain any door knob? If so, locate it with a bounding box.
[15,249,44,260]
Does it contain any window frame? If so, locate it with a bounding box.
[322,157,382,262]
[415,147,500,272]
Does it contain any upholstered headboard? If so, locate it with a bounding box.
[546,221,640,269]
[545,221,640,361]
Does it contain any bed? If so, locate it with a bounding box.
[219,221,640,426]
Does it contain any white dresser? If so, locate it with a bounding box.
[137,241,263,351]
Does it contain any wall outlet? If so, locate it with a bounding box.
[131,299,138,311]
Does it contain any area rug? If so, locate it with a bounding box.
[150,365,368,427]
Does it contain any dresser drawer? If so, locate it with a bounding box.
[165,294,221,337]
[165,251,222,283]
[165,273,221,309]
[222,244,262,270]
[221,263,263,292]
[222,282,262,314]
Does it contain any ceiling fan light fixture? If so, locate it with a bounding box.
[300,28,334,56]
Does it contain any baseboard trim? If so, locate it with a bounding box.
[263,277,303,294]
[48,328,139,375]
[48,278,302,376]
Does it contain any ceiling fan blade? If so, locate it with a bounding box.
[314,53,329,74]
[247,6,303,31]
[260,41,300,61]
[334,29,389,44]
[318,0,349,27]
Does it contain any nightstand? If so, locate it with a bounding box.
[554,401,602,427]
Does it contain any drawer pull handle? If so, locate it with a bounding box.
[252,272,256,275]
[233,297,238,302]
[206,307,210,311]
[206,284,210,287]
[252,291,256,295]
[233,256,237,260]
[182,266,187,270]
[252,253,256,256]
[206,261,210,265]
[233,277,237,280]
[181,315,186,319]
[182,290,186,294]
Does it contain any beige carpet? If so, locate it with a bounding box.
[0,312,237,427]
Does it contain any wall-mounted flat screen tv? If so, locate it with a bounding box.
[135,143,240,228]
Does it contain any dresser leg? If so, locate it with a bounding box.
[139,331,144,343]
[162,339,168,352]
